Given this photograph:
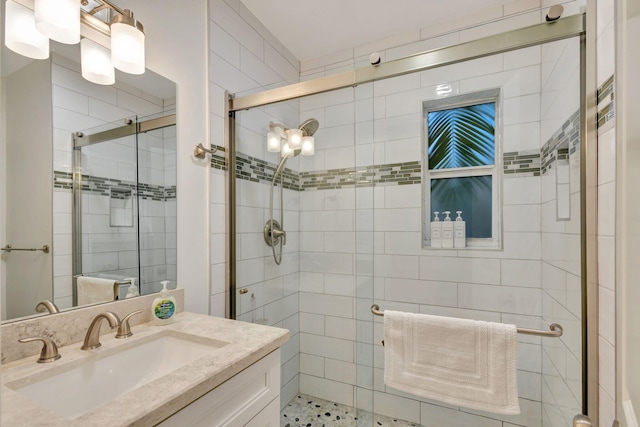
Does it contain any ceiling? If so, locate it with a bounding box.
[241,0,515,62]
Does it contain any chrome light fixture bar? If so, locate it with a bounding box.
[4,0,145,85]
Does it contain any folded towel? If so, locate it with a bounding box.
[384,310,520,415]
[77,277,116,306]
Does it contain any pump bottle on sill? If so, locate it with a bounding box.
[430,211,442,248]
[151,280,176,325]
[454,211,466,248]
[441,211,454,248]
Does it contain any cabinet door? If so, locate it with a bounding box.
[158,349,280,427]
[245,398,280,427]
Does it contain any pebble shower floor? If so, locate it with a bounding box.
[281,394,420,427]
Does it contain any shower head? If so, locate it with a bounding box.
[299,118,319,137]
[269,118,320,137]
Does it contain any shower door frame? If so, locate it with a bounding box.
[225,12,599,420]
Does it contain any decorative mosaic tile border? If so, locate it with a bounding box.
[211,112,590,189]
[299,161,421,190]
[211,145,300,191]
[53,171,176,200]
[597,75,615,129]
[503,150,541,176]
[541,109,581,175]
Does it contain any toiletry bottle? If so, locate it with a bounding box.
[151,280,176,325]
[430,211,442,248]
[454,211,466,248]
[125,278,139,299]
[441,211,454,248]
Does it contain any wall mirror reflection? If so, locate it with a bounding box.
[1,36,177,322]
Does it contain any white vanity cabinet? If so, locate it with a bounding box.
[158,349,281,427]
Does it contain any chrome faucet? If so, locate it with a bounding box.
[35,300,59,314]
[18,337,61,363]
[81,311,121,350]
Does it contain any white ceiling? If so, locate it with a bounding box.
[241,0,515,62]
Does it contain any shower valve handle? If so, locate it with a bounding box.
[272,228,287,245]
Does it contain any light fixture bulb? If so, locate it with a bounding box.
[111,10,145,74]
[267,132,281,152]
[281,142,294,158]
[301,136,315,156]
[4,0,49,59]
[286,128,303,149]
[35,0,80,44]
[81,38,115,85]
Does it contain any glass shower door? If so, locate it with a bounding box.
[368,38,582,427]
[230,84,378,423]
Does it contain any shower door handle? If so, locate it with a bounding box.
[573,414,592,427]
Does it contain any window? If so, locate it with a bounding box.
[422,89,501,249]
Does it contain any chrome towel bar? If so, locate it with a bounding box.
[1,244,50,253]
[371,304,563,338]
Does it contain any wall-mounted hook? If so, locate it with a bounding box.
[194,143,217,159]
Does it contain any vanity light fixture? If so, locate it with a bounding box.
[81,38,115,85]
[3,0,145,83]
[267,132,281,152]
[4,0,49,59]
[301,136,315,156]
[35,0,80,44]
[267,121,316,157]
[110,9,145,74]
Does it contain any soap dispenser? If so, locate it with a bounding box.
[125,278,139,299]
[151,280,176,325]
[441,211,454,248]
[454,211,466,248]
[430,211,442,248]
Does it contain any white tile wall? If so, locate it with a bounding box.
[212,0,604,424]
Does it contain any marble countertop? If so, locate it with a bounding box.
[1,312,289,426]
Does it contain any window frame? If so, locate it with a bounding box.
[422,88,503,249]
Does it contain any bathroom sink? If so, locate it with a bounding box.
[6,330,228,419]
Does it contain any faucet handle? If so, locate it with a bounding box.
[115,309,143,339]
[18,337,62,363]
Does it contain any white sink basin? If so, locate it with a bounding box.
[6,330,228,419]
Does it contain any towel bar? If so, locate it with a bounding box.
[1,244,50,253]
[371,304,563,338]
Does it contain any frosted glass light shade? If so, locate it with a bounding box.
[4,0,49,59]
[81,38,115,85]
[35,0,80,44]
[281,142,294,158]
[111,13,145,74]
[301,136,315,156]
[286,128,302,149]
[267,132,281,152]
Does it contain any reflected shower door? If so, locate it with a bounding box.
[72,111,177,304]
[73,118,141,303]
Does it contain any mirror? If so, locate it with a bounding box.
[1,36,177,322]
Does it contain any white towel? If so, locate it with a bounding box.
[77,277,115,306]
[384,310,520,415]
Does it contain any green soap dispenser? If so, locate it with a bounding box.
[152,280,176,325]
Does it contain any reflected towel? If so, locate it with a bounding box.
[77,277,115,306]
[383,310,520,415]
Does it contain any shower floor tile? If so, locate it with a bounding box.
[281,393,422,427]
